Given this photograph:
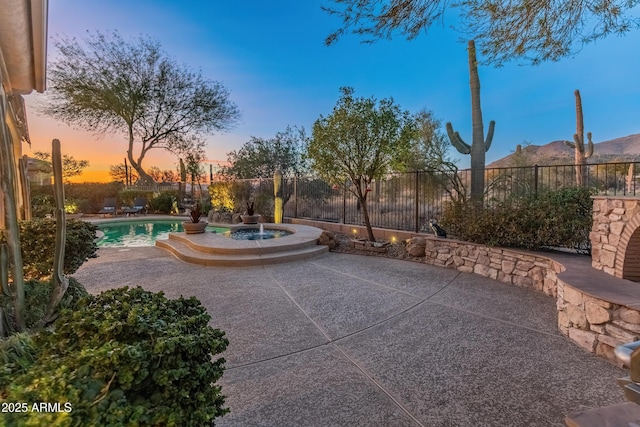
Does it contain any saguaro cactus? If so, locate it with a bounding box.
[274,169,283,224]
[564,90,594,187]
[446,40,495,202]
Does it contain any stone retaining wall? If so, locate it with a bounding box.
[557,280,640,363]
[420,236,562,297]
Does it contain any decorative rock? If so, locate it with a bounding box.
[612,319,640,334]
[567,304,588,329]
[606,323,638,343]
[512,275,533,288]
[595,342,616,362]
[501,260,516,275]
[563,286,584,306]
[568,328,597,352]
[406,237,426,257]
[585,302,610,325]
[318,230,337,249]
[616,307,640,324]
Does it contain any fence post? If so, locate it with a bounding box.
[294,176,298,218]
[342,185,346,224]
[534,164,539,197]
[414,171,420,233]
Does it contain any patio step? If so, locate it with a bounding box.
[156,238,329,267]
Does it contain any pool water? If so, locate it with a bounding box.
[222,228,291,240]
[97,220,229,247]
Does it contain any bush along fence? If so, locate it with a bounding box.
[221,161,640,233]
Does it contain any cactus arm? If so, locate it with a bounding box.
[586,132,594,158]
[574,133,584,150]
[446,122,471,155]
[564,140,576,149]
[484,120,495,152]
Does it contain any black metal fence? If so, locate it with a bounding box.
[222,161,640,233]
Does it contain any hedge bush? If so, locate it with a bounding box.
[15,218,98,280]
[441,187,592,253]
[148,190,178,213]
[1,287,229,427]
[0,277,88,335]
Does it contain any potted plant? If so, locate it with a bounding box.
[182,203,208,234]
[240,201,260,224]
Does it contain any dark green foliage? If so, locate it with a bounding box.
[0,333,37,387]
[117,189,154,207]
[31,182,123,215]
[0,277,88,333]
[16,219,98,280]
[148,190,178,213]
[2,287,229,426]
[29,193,55,218]
[441,187,592,253]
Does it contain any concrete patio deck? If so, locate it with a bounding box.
[73,247,627,427]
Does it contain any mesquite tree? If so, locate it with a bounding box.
[44,31,240,186]
[307,87,414,242]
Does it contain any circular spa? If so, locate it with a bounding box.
[223,224,292,240]
[155,223,327,267]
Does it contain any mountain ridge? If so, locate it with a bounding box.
[488,133,640,168]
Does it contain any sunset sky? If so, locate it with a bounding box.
[23,1,640,183]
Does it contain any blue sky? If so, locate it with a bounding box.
[24,0,640,179]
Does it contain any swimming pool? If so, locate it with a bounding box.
[97,220,230,247]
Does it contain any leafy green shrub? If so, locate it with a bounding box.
[0,277,88,333]
[65,182,123,213]
[0,333,37,388]
[29,194,55,218]
[15,219,98,280]
[2,287,229,427]
[117,189,154,207]
[149,190,178,213]
[441,187,592,253]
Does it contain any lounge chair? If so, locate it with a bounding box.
[122,197,148,216]
[98,197,117,217]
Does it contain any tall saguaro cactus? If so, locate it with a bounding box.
[564,90,594,187]
[446,40,495,202]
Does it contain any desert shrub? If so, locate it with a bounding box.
[0,333,37,388]
[148,190,178,213]
[441,187,592,253]
[30,194,55,218]
[117,189,154,207]
[208,180,252,212]
[65,182,123,213]
[15,218,98,280]
[0,277,88,332]
[1,287,229,427]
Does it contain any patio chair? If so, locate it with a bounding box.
[98,197,117,217]
[121,197,148,216]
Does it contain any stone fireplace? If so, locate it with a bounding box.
[591,196,640,281]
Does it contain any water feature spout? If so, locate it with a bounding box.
[259,224,264,235]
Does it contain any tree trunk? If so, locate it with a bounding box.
[468,40,486,202]
[355,182,375,242]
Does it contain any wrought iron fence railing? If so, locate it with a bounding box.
[215,161,640,233]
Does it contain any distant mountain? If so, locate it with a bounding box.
[488,133,640,168]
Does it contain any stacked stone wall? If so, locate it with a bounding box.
[557,279,640,364]
[422,237,561,297]
[591,196,640,279]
